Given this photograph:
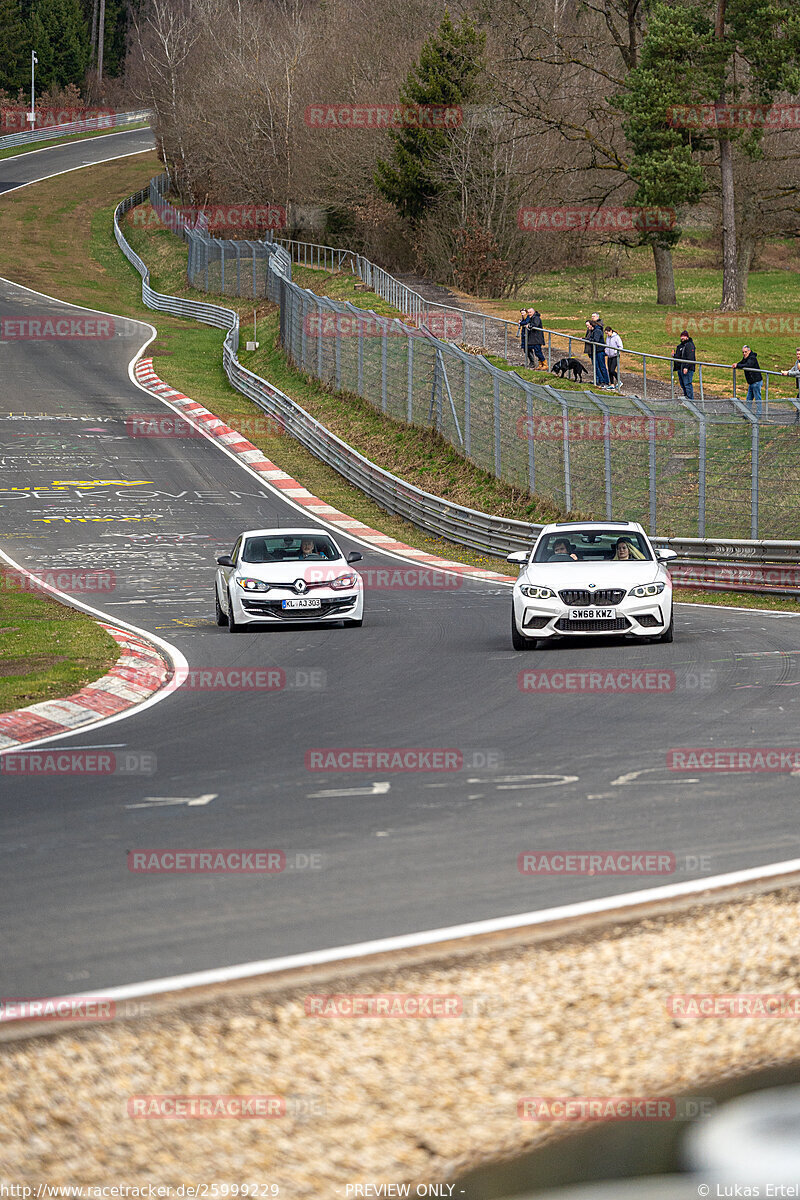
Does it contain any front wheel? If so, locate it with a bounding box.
[511,607,537,650]
[215,586,228,626]
[228,591,241,633]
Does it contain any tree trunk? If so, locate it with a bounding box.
[735,232,755,308]
[719,132,738,309]
[97,0,105,83]
[652,242,677,305]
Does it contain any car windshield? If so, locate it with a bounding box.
[241,535,340,563]
[533,530,652,563]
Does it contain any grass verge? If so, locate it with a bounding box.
[0,572,120,712]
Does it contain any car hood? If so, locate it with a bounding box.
[520,560,666,589]
[232,561,351,585]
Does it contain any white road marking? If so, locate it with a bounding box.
[125,794,217,809]
[611,767,699,786]
[493,774,579,790]
[9,854,800,1016]
[308,782,391,798]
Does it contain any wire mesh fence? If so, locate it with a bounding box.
[147,175,800,540]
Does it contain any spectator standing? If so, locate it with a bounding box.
[527,306,546,369]
[518,308,529,357]
[673,329,696,400]
[780,347,800,396]
[735,344,763,416]
[589,315,610,386]
[605,326,623,391]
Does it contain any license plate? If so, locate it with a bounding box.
[570,607,615,619]
[282,597,322,610]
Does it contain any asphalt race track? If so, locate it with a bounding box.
[2,133,800,999]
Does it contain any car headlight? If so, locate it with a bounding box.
[237,578,270,592]
[330,573,356,590]
[630,582,666,598]
[519,585,556,599]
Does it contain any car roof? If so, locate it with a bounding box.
[238,528,338,539]
[541,520,644,533]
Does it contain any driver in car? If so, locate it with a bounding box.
[299,538,319,558]
[550,538,578,561]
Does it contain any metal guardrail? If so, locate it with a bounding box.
[0,110,150,151]
[277,236,800,414]
[115,187,800,591]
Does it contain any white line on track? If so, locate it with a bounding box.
[5,855,800,1017]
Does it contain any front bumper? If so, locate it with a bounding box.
[235,591,362,623]
[513,592,671,639]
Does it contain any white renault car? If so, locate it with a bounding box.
[215,528,364,631]
[507,521,677,650]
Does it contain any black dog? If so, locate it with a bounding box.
[551,357,588,382]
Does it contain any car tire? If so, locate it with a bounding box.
[228,591,241,633]
[511,607,537,650]
[215,587,228,626]
[656,614,674,643]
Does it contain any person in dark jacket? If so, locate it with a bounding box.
[518,309,529,354]
[588,315,610,386]
[735,345,763,416]
[673,330,696,400]
[526,307,546,368]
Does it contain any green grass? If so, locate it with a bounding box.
[0,572,120,711]
[675,587,800,612]
[0,122,148,162]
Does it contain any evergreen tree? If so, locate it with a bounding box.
[29,0,88,91]
[619,0,800,308]
[0,0,27,93]
[375,11,486,224]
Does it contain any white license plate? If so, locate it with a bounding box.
[282,597,322,610]
[570,607,616,619]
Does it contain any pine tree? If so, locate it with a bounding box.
[375,11,486,224]
[29,0,88,91]
[0,0,27,93]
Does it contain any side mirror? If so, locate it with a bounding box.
[656,548,678,561]
[506,550,529,565]
[217,555,234,567]
[346,550,363,563]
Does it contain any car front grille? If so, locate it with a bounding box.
[558,589,626,606]
[555,616,631,633]
[241,596,356,618]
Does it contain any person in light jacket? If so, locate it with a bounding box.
[781,347,800,396]
[605,326,623,390]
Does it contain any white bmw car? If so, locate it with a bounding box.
[507,521,676,650]
[215,528,364,631]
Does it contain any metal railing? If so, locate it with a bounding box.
[0,110,150,151]
[115,184,800,592]
[276,236,800,415]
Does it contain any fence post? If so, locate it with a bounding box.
[300,292,308,370]
[253,246,257,298]
[220,240,225,293]
[464,360,471,456]
[629,395,657,535]
[235,242,241,295]
[493,374,501,478]
[407,332,414,422]
[316,296,323,378]
[525,386,535,493]
[358,312,364,395]
[381,315,388,413]
[752,419,759,537]
[335,306,342,389]
[562,400,572,512]
[584,391,612,519]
